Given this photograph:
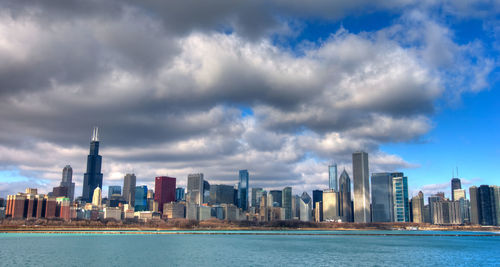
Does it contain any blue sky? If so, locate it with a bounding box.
[0,1,498,198]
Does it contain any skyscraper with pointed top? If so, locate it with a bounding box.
[82,127,103,202]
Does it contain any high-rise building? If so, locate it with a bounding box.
[238,170,249,211]
[432,201,462,225]
[282,187,292,220]
[187,173,204,205]
[175,187,185,201]
[203,180,210,204]
[209,184,235,205]
[323,190,340,221]
[135,186,148,211]
[292,195,300,219]
[451,178,462,201]
[269,190,283,207]
[392,176,409,222]
[155,176,176,214]
[411,191,424,223]
[469,186,480,224]
[82,127,103,202]
[251,188,263,208]
[478,185,495,226]
[60,165,75,201]
[123,173,137,207]
[338,169,352,222]
[353,151,370,223]
[492,186,500,226]
[299,192,312,222]
[428,194,444,224]
[315,201,323,222]
[312,190,323,211]
[259,192,268,222]
[329,164,338,191]
[92,187,102,207]
[371,172,402,222]
[108,186,121,197]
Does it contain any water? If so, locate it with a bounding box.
[0,230,499,266]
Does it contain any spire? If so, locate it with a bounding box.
[91,127,99,142]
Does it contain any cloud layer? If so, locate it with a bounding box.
[0,0,496,197]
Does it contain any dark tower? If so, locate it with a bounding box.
[82,127,103,202]
[451,178,461,201]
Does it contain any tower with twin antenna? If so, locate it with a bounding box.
[82,127,103,202]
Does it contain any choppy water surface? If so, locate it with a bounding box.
[0,230,498,266]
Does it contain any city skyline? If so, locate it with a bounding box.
[0,1,498,200]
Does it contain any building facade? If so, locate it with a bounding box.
[155,176,176,214]
[238,170,249,211]
[353,151,370,223]
[82,127,103,202]
[329,164,338,191]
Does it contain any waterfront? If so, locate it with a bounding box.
[1,231,499,266]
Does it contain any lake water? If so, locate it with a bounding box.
[0,230,499,266]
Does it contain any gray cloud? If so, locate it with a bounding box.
[0,1,496,197]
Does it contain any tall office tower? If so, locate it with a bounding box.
[469,186,480,224]
[338,170,352,222]
[492,186,500,226]
[451,178,462,201]
[251,188,263,208]
[453,189,466,201]
[312,190,323,210]
[135,186,148,211]
[371,173,399,222]
[187,173,204,205]
[454,189,469,223]
[175,188,185,201]
[155,176,176,214]
[411,191,424,223]
[147,189,154,199]
[353,151,370,223]
[432,201,462,225]
[329,164,338,191]
[428,194,443,224]
[323,190,341,221]
[259,192,268,222]
[203,180,210,203]
[82,127,103,202]
[108,186,121,197]
[238,170,249,211]
[269,190,283,207]
[478,185,495,225]
[315,201,323,222]
[299,192,312,222]
[123,173,137,207]
[92,187,102,207]
[282,187,292,220]
[210,184,236,205]
[392,176,409,222]
[293,195,300,219]
[60,165,75,201]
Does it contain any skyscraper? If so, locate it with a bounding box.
[123,173,136,207]
[282,187,292,220]
[60,165,75,201]
[312,190,323,211]
[134,186,148,211]
[323,190,340,221]
[392,176,409,222]
[175,187,185,201]
[299,192,312,222]
[269,190,283,207]
[187,173,204,205]
[92,187,102,207]
[209,184,235,205]
[478,185,495,226]
[353,151,370,223]
[155,176,176,214]
[371,173,396,222]
[238,170,249,211]
[451,178,461,201]
[469,186,480,224]
[411,191,424,223]
[328,164,337,191]
[338,169,352,222]
[108,186,121,197]
[251,188,263,208]
[492,186,500,226]
[82,127,103,202]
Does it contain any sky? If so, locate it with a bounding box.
[0,0,498,199]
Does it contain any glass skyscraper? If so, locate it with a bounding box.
[108,186,121,197]
[371,172,403,222]
[123,173,136,207]
[451,178,462,201]
[392,176,409,222]
[282,187,292,220]
[328,164,337,191]
[135,186,148,211]
[175,187,185,201]
[353,151,370,223]
[82,127,103,202]
[238,170,249,211]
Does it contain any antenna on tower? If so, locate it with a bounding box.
[452,169,454,178]
[456,167,459,178]
[91,126,99,142]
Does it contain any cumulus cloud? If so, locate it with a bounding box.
[0,1,496,197]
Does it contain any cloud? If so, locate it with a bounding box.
[0,1,496,197]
